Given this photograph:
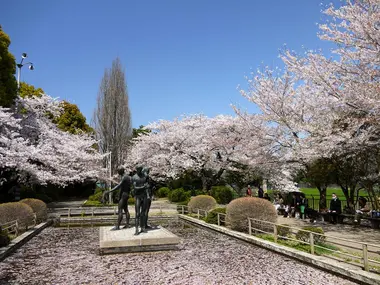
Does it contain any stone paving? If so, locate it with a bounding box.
[0,223,359,285]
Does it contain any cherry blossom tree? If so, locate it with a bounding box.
[238,0,380,208]
[0,94,104,187]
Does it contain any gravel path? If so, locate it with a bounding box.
[0,224,358,285]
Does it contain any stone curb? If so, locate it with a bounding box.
[179,215,380,285]
[0,220,53,262]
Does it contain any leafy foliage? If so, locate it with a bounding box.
[187,195,217,212]
[0,26,17,107]
[157,187,170,198]
[20,198,47,223]
[205,207,226,225]
[168,188,191,203]
[19,82,44,98]
[88,190,103,202]
[0,226,10,247]
[296,226,325,245]
[210,186,234,204]
[53,101,94,134]
[276,224,291,239]
[226,197,277,232]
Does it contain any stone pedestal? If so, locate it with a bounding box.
[99,226,180,255]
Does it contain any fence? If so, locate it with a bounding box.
[247,217,380,273]
[0,214,37,238]
[177,205,380,273]
[50,205,166,218]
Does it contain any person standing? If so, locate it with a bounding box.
[329,193,342,224]
[258,186,264,198]
[246,185,252,197]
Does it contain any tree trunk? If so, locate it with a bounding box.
[348,184,356,208]
[317,185,327,210]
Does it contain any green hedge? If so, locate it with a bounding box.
[205,207,226,225]
[210,186,234,204]
[157,187,170,198]
[168,188,191,203]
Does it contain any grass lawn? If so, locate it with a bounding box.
[300,188,369,201]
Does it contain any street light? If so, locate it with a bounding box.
[102,151,113,204]
[16,53,34,89]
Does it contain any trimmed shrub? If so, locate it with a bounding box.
[296,226,325,244]
[0,227,10,247]
[157,187,170,198]
[188,195,217,212]
[20,198,47,223]
[168,188,191,203]
[210,186,234,204]
[205,207,227,225]
[276,224,291,239]
[194,189,207,196]
[88,191,103,202]
[0,202,35,229]
[226,197,277,233]
[128,197,135,205]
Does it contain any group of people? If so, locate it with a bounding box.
[102,166,154,235]
[273,191,372,225]
[325,194,372,224]
[246,185,270,200]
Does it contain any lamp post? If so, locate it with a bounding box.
[103,151,113,204]
[16,53,34,89]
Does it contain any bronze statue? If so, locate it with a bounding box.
[143,167,153,229]
[103,168,131,230]
[132,166,149,235]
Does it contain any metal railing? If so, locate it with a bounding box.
[0,214,37,238]
[177,204,380,273]
[247,217,380,272]
[51,205,167,218]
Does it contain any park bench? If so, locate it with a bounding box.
[318,212,380,229]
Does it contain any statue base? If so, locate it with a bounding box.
[98,226,180,255]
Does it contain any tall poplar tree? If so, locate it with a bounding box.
[92,57,132,174]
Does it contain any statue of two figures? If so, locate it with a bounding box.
[103,166,153,235]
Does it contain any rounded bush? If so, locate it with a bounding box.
[210,186,234,204]
[168,188,191,203]
[0,202,35,229]
[157,187,170,198]
[0,227,10,247]
[226,197,277,232]
[20,198,47,223]
[188,195,217,212]
[296,226,325,244]
[205,207,227,225]
[128,197,135,205]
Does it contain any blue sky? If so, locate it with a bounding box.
[3,0,340,128]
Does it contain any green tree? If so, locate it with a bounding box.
[301,158,336,210]
[0,25,17,107]
[19,81,44,98]
[132,125,150,138]
[54,101,94,134]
